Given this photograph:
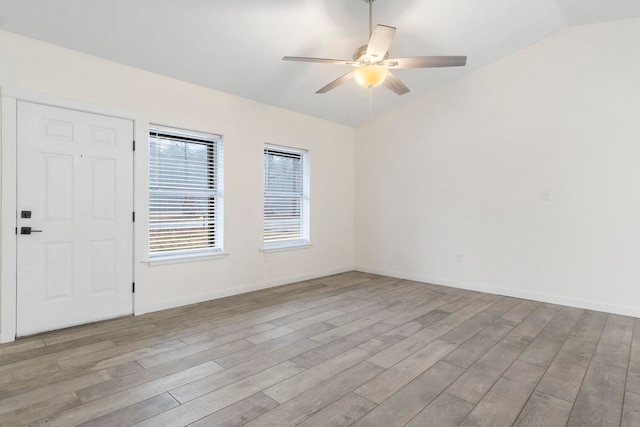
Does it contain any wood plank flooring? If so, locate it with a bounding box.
[0,271,638,426]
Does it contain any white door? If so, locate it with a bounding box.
[16,101,134,337]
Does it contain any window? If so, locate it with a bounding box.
[264,145,309,249]
[149,126,223,259]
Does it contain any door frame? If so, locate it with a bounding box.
[1,87,147,343]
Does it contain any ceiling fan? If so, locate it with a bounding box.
[283,0,467,95]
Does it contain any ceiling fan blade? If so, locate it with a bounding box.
[384,72,410,95]
[366,25,396,60]
[283,56,354,65]
[316,72,354,94]
[385,56,467,69]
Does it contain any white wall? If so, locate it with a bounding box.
[355,18,640,317]
[0,30,354,321]
[2,14,639,340]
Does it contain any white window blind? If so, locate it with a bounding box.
[264,145,309,247]
[149,126,223,257]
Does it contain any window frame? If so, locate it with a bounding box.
[263,143,310,251]
[148,124,224,262]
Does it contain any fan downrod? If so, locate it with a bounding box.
[363,0,376,38]
[355,0,385,63]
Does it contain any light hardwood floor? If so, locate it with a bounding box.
[0,271,638,426]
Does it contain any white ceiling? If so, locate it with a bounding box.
[0,0,638,126]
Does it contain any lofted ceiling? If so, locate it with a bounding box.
[0,0,638,126]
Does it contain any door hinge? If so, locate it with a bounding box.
[15,227,18,235]
[132,282,135,293]
[132,140,136,151]
[132,211,135,222]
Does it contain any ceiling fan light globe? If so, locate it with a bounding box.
[354,65,388,88]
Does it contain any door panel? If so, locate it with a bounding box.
[16,101,134,336]
[92,158,116,219]
[43,242,73,300]
[44,153,74,220]
[90,240,117,294]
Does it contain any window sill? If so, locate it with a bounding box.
[260,243,312,254]
[146,251,229,266]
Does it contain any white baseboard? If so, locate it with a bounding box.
[355,265,640,318]
[144,266,354,314]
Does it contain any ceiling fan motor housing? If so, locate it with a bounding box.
[353,45,389,63]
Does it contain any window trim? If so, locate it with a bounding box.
[148,124,224,262]
[147,251,229,266]
[263,143,310,251]
[260,243,312,254]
